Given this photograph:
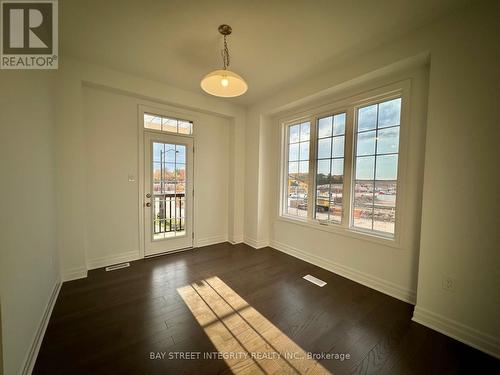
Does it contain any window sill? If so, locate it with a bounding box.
[276,215,402,249]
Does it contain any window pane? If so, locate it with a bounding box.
[289,143,299,161]
[331,159,343,183]
[163,144,176,162]
[318,116,332,138]
[289,125,300,143]
[355,156,375,180]
[330,182,343,222]
[333,113,346,135]
[162,118,177,133]
[176,182,186,194]
[153,162,162,182]
[178,121,193,135]
[175,164,186,182]
[287,179,298,215]
[165,183,176,194]
[153,142,162,162]
[373,207,396,233]
[375,181,397,208]
[288,161,298,176]
[353,181,374,230]
[289,178,307,217]
[317,159,330,177]
[378,98,401,128]
[299,142,309,161]
[358,104,377,131]
[332,136,344,158]
[375,154,398,180]
[300,122,310,142]
[317,138,332,159]
[356,130,376,156]
[299,160,309,175]
[315,198,329,220]
[377,127,399,154]
[144,114,161,130]
[164,163,175,182]
[176,145,186,163]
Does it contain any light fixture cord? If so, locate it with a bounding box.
[222,34,230,70]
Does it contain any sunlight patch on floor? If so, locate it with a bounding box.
[177,276,331,374]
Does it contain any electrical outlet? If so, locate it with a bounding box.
[442,276,456,292]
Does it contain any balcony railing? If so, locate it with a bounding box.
[153,192,185,234]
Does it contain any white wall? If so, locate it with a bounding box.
[244,0,500,357]
[82,85,230,266]
[413,1,500,357]
[55,57,246,280]
[0,72,60,374]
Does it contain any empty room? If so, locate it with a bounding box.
[1,0,499,374]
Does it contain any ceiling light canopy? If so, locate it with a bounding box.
[200,24,248,98]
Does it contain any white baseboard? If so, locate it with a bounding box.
[61,266,88,281]
[412,306,500,359]
[228,234,244,244]
[21,279,61,375]
[87,250,141,270]
[195,234,228,248]
[270,240,416,304]
[244,236,269,249]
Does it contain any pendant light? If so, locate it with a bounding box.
[200,24,248,98]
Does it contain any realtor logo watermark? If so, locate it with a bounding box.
[1,0,58,69]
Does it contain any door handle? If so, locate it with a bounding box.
[145,202,151,207]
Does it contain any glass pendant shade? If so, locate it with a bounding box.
[200,69,248,98]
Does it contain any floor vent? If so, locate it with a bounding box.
[105,262,130,272]
[303,274,327,287]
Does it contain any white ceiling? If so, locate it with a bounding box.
[61,0,467,106]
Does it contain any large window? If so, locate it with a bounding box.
[281,94,403,239]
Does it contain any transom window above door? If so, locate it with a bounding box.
[144,113,193,135]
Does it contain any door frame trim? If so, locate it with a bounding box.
[137,104,198,259]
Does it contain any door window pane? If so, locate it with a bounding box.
[152,141,188,240]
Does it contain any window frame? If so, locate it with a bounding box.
[278,81,410,247]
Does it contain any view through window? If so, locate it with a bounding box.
[282,95,402,238]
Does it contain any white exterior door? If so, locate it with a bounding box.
[144,132,193,256]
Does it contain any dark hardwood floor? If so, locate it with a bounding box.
[34,243,499,374]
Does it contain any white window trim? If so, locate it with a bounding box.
[278,80,411,248]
